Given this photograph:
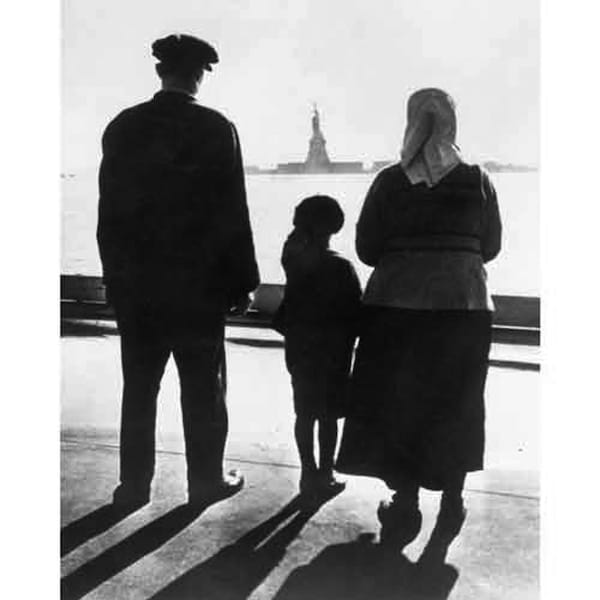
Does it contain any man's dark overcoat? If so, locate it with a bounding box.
[97,90,259,310]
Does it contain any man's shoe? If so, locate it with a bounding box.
[188,469,245,506]
[112,483,150,509]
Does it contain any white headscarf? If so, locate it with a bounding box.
[400,88,463,188]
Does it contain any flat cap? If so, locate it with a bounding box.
[152,34,219,71]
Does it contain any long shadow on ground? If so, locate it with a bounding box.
[274,514,462,600]
[61,503,208,600]
[149,494,334,600]
[61,491,461,600]
[61,503,142,557]
[150,493,460,600]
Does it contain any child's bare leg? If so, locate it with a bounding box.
[295,415,317,490]
[318,417,346,492]
[317,417,338,477]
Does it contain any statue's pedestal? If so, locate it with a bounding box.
[305,127,331,173]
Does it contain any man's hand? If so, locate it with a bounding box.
[229,293,253,316]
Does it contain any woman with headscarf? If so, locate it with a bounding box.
[336,88,502,548]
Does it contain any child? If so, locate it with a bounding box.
[273,195,362,497]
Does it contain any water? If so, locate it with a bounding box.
[61,169,539,296]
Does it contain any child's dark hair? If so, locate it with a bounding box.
[293,195,344,236]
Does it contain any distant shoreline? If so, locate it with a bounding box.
[481,161,538,174]
[61,161,538,179]
[242,160,538,176]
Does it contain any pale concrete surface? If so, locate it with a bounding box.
[61,326,539,599]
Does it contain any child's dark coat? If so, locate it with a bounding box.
[274,230,362,418]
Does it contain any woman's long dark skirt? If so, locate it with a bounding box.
[336,308,492,491]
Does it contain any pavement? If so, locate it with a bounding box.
[61,323,539,600]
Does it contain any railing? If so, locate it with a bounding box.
[60,274,540,345]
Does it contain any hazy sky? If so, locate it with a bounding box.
[62,0,539,169]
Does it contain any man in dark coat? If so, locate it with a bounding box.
[97,34,260,507]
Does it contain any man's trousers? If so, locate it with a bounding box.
[113,298,228,495]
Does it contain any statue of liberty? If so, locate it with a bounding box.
[306,103,331,172]
[312,104,321,135]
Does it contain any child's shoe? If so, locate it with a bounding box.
[299,468,319,495]
[317,470,346,496]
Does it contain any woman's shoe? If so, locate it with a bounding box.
[435,496,467,539]
[419,498,467,565]
[377,497,422,549]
